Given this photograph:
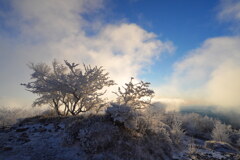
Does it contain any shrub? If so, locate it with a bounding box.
[21,60,115,116]
[0,106,43,127]
[106,103,135,125]
[77,121,119,153]
[181,113,215,139]
[170,116,185,146]
[62,118,83,145]
[61,103,177,159]
[106,103,148,135]
[106,103,174,159]
[211,121,231,143]
[229,129,240,147]
[113,77,154,109]
[143,126,173,160]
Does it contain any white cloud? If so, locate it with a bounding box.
[218,0,240,32]
[158,37,240,109]
[218,0,240,21]
[0,0,174,107]
[207,59,240,108]
[8,0,104,41]
[53,23,174,83]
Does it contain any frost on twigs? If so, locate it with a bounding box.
[181,113,216,139]
[105,104,174,159]
[106,103,143,132]
[106,104,134,124]
[170,116,185,146]
[211,121,231,143]
[113,77,154,110]
[77,121,119,154]
[21,60,115,116]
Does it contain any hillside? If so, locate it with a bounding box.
[0,105,239,160]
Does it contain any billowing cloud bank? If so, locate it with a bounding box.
[156,0,240,110]
[158,37,240,110]
[0,0,173,107]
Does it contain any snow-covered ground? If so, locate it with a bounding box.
[0,117,86,160]
[0,115,239,160]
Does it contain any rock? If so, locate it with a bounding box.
[37,127,47,132]
[54,125,61,132]
[16,127,28,132]
[18,138,30,144]
[17,132,30,144]
[2,146,13,151]
[20,132,29,138]
[205,141,238,153]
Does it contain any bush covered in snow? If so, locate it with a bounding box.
[113,77,154,109]
[170,116,185,146]
[21,60,115,116]
[181,113,216,139]
[61,103,193,159]
[211,121,232,143]
[0,106,44,127]
[106,103,136,126]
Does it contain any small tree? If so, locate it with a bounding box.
[170,116,185,146]
[21,60,115,116]
[211,121,231,143]
[113,77,154,109]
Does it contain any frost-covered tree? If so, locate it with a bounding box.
[113,77,154,109]
[170,116,185,146]
[21,60,115,116]
[181,113,216,139]
[211,121,231,143]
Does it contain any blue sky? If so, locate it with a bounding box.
[110,0,232,84]
[0,0,240,110]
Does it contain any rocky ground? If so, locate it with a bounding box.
[0,116,85,160]
[0,115,239,160]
